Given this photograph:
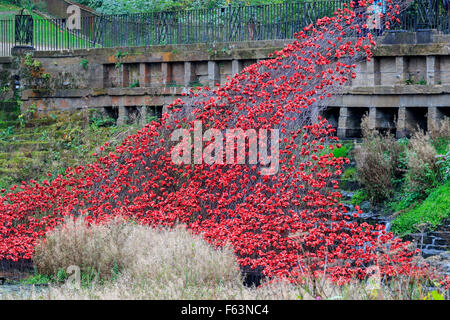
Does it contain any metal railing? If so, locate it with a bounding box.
[1,0,450,56]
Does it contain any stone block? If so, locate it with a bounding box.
[208,61,220,87]
[139,63,151,87]
[184,62,195,87]
[232,59,243,76]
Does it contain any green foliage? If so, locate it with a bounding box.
[129,79,140,88]
[20,54,51,91]
[56,268,67,282]
[391,181,450,235]
[432,136,450,155]
[319,141,353,159]
[417,77,427,85]
[0,126,15,140]
[114,51,129,69]
[21,267,105,288]
[90,112,115,127]
[332,142,352,159]
[388,191,421,213]
[74,0,299,14]
[18,103,37,127]
[0,70,12,101]
[0,109,145,190]
[436,151,450,182]
[111,261,120,282]
[342,167,356,180]
[189,80,206,88]
[352,189,369,206]
[80,58,89,70]
[20,272,53,285]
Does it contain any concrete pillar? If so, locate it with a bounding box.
[161,62,169,86]
[184,62,195,87]
[208,61,220,87]
[366,58,380,86]
[139,105,148,125]
[428,106,439,131]
[396,107,407,138]
[117,105,127,126]
[368,107,377,130]
[395,56,407,84]
[103,64,110,88]
[337,107,349,138]
[426,56,437,85]
[232,59,243,76]
[121,65,129,88]
[139,63,150,87]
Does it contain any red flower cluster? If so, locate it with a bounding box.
[0,0,442,284]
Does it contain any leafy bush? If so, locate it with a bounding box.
[351,188,369,206]
[436,151,450,182]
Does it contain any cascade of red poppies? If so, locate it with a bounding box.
[0,0,439,283]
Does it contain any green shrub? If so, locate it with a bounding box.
[332,142,352,159]
[354,115,404,203]
[342,167,356,180]
[352,189,369,206]
[436,151,450,182]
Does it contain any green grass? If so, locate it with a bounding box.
[432,136,450,155]
[0,0,20,13]
[391,181,450,236]
[0,107,148,190]
[319,140,353,159]
[0,6,93,49]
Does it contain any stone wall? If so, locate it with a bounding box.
[6,32,450,138]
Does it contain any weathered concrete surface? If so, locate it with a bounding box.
[1,32,448,138]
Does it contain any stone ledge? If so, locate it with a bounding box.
[346,85,450,95]
[22,86,190,100]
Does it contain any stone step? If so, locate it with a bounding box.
[0,120,20,129]
[0,151,50,159]
[0,167,21,176]
[0,140,51,153]
[0,156,34,168]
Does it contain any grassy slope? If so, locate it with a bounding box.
[391,181,450,236]
[0,106,144,190]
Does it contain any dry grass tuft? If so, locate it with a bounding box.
[353,115,404,203]
[33,218,242,286]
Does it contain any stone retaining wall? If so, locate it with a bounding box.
[2,32,449,138]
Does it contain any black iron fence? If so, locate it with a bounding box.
[1,0,450,56]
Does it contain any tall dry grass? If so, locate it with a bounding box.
[405,129,440,193]
[353,115,404,203]
[5,219,444,300]
[34,218,242,286]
